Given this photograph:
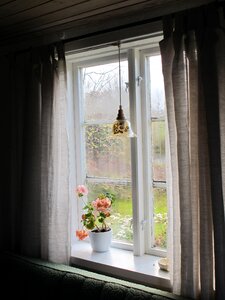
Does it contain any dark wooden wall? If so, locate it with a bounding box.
[0,0,214,53]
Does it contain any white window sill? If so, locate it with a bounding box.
[70,241,171,291]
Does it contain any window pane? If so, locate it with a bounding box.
[153,187,168,249]
[149,56,165,118]
[152,121,166,181]
[85,124,131,179]
[83,61,129,122]
[86,181,133,244]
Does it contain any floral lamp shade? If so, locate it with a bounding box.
[112,105,136,137]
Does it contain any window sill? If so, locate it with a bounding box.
[70,241,171,291]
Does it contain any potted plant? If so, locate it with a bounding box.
[75,185,115,252]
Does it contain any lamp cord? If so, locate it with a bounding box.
[118,41,122,107]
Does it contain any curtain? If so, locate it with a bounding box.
[160,4,225,300]
[0,43,70,264]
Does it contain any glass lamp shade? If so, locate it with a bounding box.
[112,105,136,138]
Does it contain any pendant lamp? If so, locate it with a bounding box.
[112,42,136,138]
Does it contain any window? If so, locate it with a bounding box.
[82,60,133,247]
[67,35,168,259]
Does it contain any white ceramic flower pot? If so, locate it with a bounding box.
[89,229,112,252]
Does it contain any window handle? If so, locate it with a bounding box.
[137,75,143,86]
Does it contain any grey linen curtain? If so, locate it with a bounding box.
[160,4,225,300]
[1,44,70,264]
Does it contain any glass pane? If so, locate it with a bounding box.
[149,56,165,118]
[85,124,131,179]
[153,188,168,249]
[83,61,129,122]
[86,181,133,244]
[152,121,166,181]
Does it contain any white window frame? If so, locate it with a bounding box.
[67,35,167,258]
[139,48,167,257]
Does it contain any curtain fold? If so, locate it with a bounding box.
[160,4,225,300]
[1,43,70,264]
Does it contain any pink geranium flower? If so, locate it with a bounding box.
[76,185,88,197]
[76,230,89,240]
[92,197,111,212]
